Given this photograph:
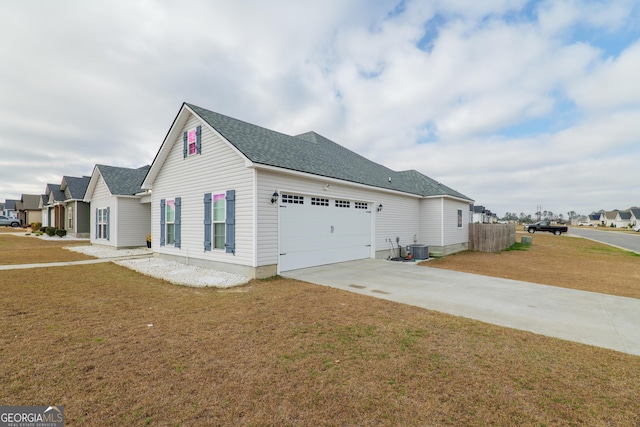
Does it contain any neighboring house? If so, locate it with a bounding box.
[142,103,474,278]
[84,164,151,248]
[603,210,619,227]
[37,195,48,225]
[43,184,66,228]
[615,211,632,229]
[60,175,91,237]
[629,208,640,226]
[17,194,43,226]
[0,202,4,216]
[589,213,604,226]
[3,199,18,218]
[472,205,489,223]
[572,215,588,225]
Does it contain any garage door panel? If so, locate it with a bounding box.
[279,194,373,272]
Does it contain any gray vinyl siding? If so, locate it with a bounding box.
[77,202,91,233]
[442,198,470,246]
[89,176,116,246]
[255,169,420,266]
[419,198,443,246]
[116,197,151,247]
[151,113,254,266]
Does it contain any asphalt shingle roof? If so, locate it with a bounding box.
[98,165,150,195]
[62,176,91,200]
[20,194,41,210]
[4,199,18,210]
[187,103,471,200]
[45,184,65,202]
[619,211,632,220]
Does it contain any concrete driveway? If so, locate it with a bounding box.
[282,259,640,357]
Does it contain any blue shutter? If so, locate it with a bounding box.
[225,190,235,254]
[95,208,98,239]
[183,132,188,158]
[204,193,212,251]
[174,197,181,249]
[160,199,166,246]
[106,207,110,241]
[196,125,202,154]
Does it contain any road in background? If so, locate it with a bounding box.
[569,227,640,254]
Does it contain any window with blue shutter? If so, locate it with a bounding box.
[174,197,181,248]
[225,190,235,254]
[205,190,235,253]
[183,132,188,158]
[106,207,110,241]
[160,199,166,246]
[184,127,201,157]
[204,193,212,251]
[196,125,202,154]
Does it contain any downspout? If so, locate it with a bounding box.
[252,168,258,268]
[440,198,444,247]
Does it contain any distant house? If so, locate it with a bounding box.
[629,208,640,226]
[60,175,91,237]
[3,199,18,218]
[472,206,487,223]
[16,194,43,226]
[615,211,632,229]
[603,211,619,227]
[141,103,473,278]
[588,213,604,226]
[84,164,151,248]
[42,184,66,228]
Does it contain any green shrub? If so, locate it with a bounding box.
[30,222,42,231]
[55,229,67,238]
[45,227,56,236]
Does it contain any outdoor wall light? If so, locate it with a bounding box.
[377,203,383,212]
[271,191,279,204]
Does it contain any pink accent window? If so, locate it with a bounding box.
[188,129,197,155]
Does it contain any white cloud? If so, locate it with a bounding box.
[0,0,639,217]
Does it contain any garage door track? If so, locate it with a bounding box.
[282,259,640,357]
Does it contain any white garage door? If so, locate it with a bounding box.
[278,193,373,272]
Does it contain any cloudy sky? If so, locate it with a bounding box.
[1,0,639,217]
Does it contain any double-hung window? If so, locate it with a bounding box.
[213,193,226,249]
[183,126,201,157]
[68,206,74,229]
[166,199,176,245]
[160,198,181,248]
[97,207,108,239]
[204,190,235,253]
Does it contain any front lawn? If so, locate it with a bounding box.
[1,259,639,425]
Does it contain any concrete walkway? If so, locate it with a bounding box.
[0,253,153,270]
[283,259,640,357]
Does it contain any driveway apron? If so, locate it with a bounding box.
[282,259,640,357]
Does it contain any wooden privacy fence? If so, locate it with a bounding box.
[468,223,516,253]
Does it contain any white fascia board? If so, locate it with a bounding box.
[83,165,104,202]
[141,104,191,190]
[422,194,474,204]
[142,103,253,190]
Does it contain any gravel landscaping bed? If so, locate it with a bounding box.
[65,245,249,288]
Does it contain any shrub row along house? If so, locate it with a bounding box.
[7,103,474,277]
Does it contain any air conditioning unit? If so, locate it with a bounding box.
[409,244,429,260]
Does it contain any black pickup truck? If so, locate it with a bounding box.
[525,221,568,235]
